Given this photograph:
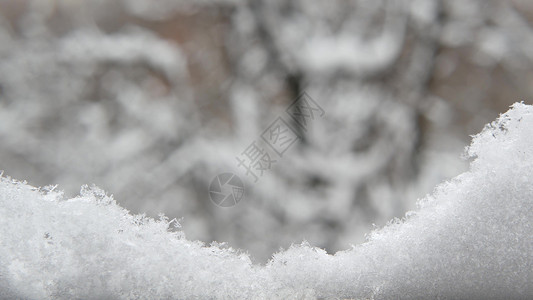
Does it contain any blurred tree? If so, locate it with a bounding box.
[0,0,531,262]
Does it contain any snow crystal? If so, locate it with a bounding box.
[1,103,533,299]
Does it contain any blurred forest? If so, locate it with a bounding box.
[0,0,532,262]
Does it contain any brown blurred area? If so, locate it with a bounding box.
[1,0,530,138]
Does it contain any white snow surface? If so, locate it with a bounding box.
[1,103,533,299]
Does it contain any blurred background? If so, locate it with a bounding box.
[0,0,532,263]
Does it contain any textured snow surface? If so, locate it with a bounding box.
[1,103,533,299]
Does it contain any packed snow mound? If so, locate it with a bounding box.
[1,103,533,299]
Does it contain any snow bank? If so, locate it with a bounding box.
[1,103,533,299]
